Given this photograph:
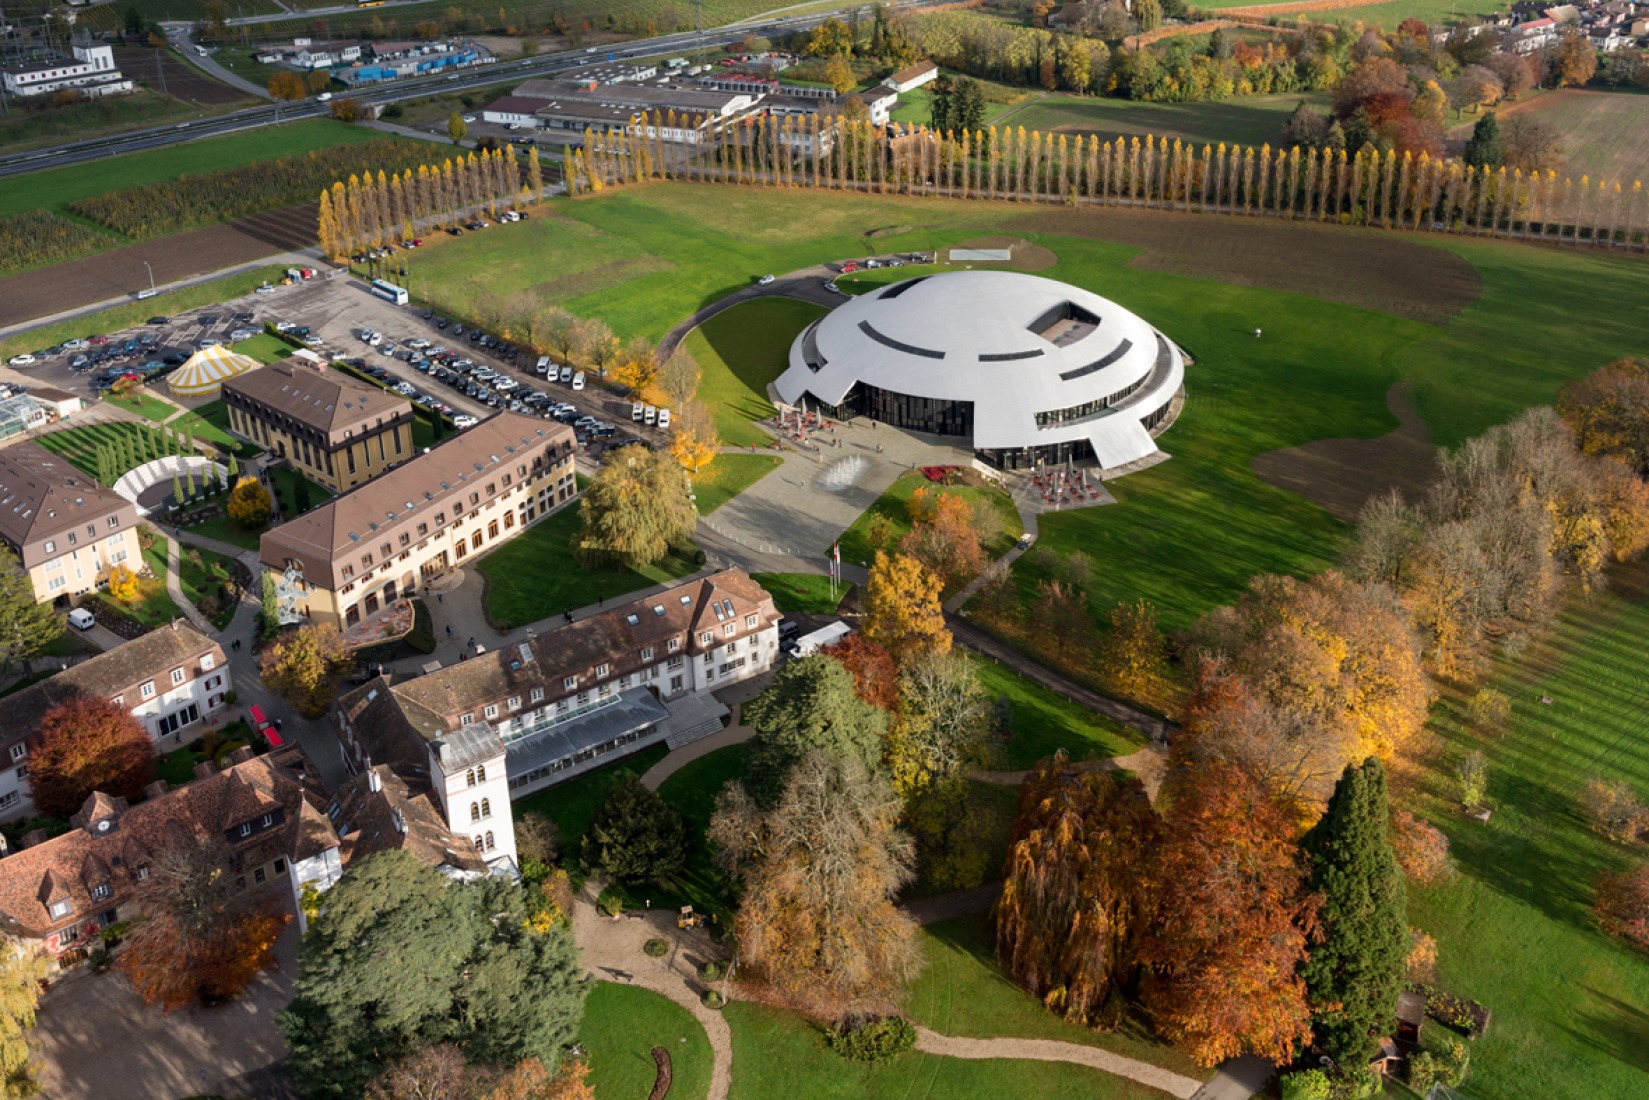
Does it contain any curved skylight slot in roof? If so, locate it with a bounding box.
[857,321,945,360]
[979,350,1043,362]
[1059,339,1133,382]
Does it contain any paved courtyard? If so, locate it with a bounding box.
[701,414,977,565]
[34,916,301,1100]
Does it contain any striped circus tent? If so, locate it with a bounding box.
[166,345,260,398]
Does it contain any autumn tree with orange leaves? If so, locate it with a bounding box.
[820,632,900,713]
[899,487,987,590]
[863,550,950,666]
[28,696,155,817]
[1556,358,1649,475]
[993,753,1161,1028]
[118,843,290,1013]
[1137,762,1318,1067]
[366,1045,592,1100]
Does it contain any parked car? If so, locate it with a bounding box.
[255,283,276,294]
[453,414,478,428]
[7,354,34,365]
[757,274,775,286]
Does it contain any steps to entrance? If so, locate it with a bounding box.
[659,691,731,751]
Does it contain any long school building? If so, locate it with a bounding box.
[259,412,576,628]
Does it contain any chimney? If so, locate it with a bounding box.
[229,745,254,765]
[368,769,382,793]
[144,780,170,800]
[391,808,406,835]
[192,762,217,780]
[20,829,49,850]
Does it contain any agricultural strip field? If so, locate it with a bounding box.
[112,46,251,107]
[997,92,1328,151]
[1446,88,1649,186]
[1203,0,1502,26]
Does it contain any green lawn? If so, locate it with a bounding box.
[836,470,1022,578]
[267,465,333,517]
[685,299,827,448]
[105,390,179,423]
[477,503,699,630]
[999,92,1329,152]
[92,543,183,629]
[184,511,266,552]
[578,982,713,1100]
[168,399,262,458]
[725,998,1176,1100]
[0,88,200,157]
[1442,89,1649,188]
[749,571,846,614]
[890,82,1020,128]
[0,265,290,360]
[231,333,297,365]
[175,544,241,631]
[972,656,1144,768]
[0,120,390,220]
[691,454,781,514]
[1398,569,1649,1100]
[35,420,185,481]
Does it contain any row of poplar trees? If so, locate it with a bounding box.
[316,146,543,260]
[569,112,1649,248]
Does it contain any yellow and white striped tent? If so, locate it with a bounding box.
[166,344,260,398]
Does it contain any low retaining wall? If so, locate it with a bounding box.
[113,456,228,513]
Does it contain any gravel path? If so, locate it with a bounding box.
[913,1027,1204,1099]
[972,745,1171,801]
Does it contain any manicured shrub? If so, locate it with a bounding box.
[1279,1069,1330,1100]
[644,938,669,958]
[702,990,726,1009]
[698,960,726,982]
[824,1016,917,1062]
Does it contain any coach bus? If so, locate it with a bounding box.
[370,279,408,306]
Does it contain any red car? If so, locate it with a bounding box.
[249,704,284,749]
[88,335,109,345]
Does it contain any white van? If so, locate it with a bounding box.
[559,365,572,383]
[536,356,551,376]
[67,607,96,631]
[631,402,645,422]
[656,407,671,429]
[135,288,158,300]
[571,372,585,390]
[316,92,332,102]
[643,405,657,426]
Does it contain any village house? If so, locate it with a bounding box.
[883,59,939,94]
[0,622,231,823]
[0,43,132,99]
[221,358,415,494]
[0,440,142,605]
[0,747,340,969]
[333,568,781,805]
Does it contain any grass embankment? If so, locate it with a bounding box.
[104,390,178,423]
[682,298,827,448]
[692,454,781,514]
[748,572,846,614]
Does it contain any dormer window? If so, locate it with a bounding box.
[140,682,155,700]
[170,668,186,686]
[43,540,54,554]
[596,664,609,679]
[91,884,111,902]
[261,813,274,828]
[746,615,758,629]
[48,900,71,920]
[238,823,251,838]
[668,638,680,652]
[200,654,214,671]
[700,632,713,646]
[563,676,577,690]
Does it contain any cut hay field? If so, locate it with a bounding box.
[1201,0,1502,26]
[999,92,1328,151]
[1448,89,1649,186]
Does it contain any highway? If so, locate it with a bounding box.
[0,2,929,180]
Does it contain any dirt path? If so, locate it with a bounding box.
[571,878,735,1100]
[914,1026,1204,1099]
[972,744,1170,800]
[1250,380,1437,522]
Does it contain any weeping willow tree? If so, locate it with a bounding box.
[992,753,1161,1028]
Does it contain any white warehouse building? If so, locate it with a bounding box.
[775,270,1185,471]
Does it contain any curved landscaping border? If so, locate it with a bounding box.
[113,455,228,514]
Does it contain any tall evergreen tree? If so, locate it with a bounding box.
[743,656,888,807]
[581,773,687,883]
[0,546,62,673]
[1463,111,1502,169]
[1300,758,1408,1062]
[928,75,954,134]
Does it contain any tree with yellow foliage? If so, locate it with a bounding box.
[227,476,272,529]
[260,623,353,718]
[863,550,950,665]
[0,937,48,1096]
[106,563,139,603]
[668,400,719,474]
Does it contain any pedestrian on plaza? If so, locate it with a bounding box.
[446,625,454,638]
[437,592,443,603]
[468,637,475,649]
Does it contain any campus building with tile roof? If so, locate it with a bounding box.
[0,440,141,604]
[0,622,231,823]
[222,358,416,493]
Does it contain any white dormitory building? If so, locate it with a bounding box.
[0,44,131,99]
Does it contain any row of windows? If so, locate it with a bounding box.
[507,728,651,791]
[42,523,123,556]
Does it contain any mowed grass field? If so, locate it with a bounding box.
[687,298,826,448]
[1401,566,1649,1100]
[0,119,386,221]
[1448,88,1649,186]
[1206,0,1503,27]
[999,92,1329,151]
[577,982,713,1100]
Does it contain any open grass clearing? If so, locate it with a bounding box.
[691,453,781,514]
[577,981,713,1100]
[1204,0,1501,25]
[175,544,241,630]
[749,571,846,614]
[973,655,1144,768]
[1001,92,1328,151]
[1396,566,1649,1100]
[477,502,699,630]
[230,333,296,365]
[168,399,262,458]
[1445,88,1649,186]
[0,120,384,221]
[683,298,826,448]
[91,543,182,629]
[36,421,170,481]
[104,390,178,423]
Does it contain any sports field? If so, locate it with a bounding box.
[1447,88,1649,186]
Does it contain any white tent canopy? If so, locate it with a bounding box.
[167,345,260,398]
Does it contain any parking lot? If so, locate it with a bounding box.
[3,265,673,462]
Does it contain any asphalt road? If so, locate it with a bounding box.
[0,0,938,180]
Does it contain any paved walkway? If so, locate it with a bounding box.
[914,1027,1203,1099]
[160,535,218,635]
[570,876,734,1100]
[638,711,752,791]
